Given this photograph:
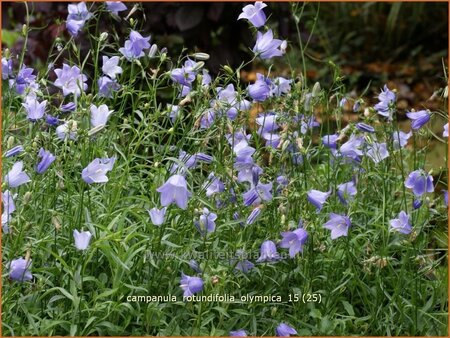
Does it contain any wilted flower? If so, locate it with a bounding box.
[73,229,92,250]
[54,64,88,97]
[366,142,389,164]
[279,228,308,258]
[230,329,248,337]
[195,208,218,236]
[148,207,167,226]
[406,110,430,130]
[256,240,280,262]
[405,169,434,197]
[157,175,192,209]
[276,323,297,337]
[323,213,351,240]
[392,130,412,149]
[105,1,127,15]
[22,97,47,121]
[238,2,267,27]
[180,273,203,297]
[374,85,396,120]
[253,29,283,60]
[307,189,331,211]
[4,161,31,188]
[90,104,114,128]
[9,258,33,282]
[5,145,24,158]
[389,211,412,234]
[36,148,56,174]
[102,56,122,79]
[337,181,357,205]
[81,157,116,184]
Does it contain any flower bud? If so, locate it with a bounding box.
[52,216,61,231]
[148,44,158,57]
[312,82,321,97]
[193,61,205,71]
[22,24,28,36]
[99,32,108,41]
[192,52,210,61]
[23,191,32,205]
[223,65,234,75]
[88,124,105,136]
[7,136,15,149]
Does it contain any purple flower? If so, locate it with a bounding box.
[353,101,361,112]
[406,110,430,130]
[339,97,347,108]
[297,114,320,134]
[188,260,202,273]
[366,142,389,164]
[230,329,248,337]
[5,145,24,158]
[443,123,449,138]
[389,211,412,234]
[73,229,92,250]
[82,157,116,184]
[61,102,76,112]
[322,133,339,149]
[2,57,13,79]
[392,130,412,149]
[4,161,31,188]
[22,97,47,121]
[180,273,203,297]
[204,173,225,197]
[66,19,86,36]
[374,85,396,120]
[195,208,217,235]
[271,77,292,96]
[242,178,272,207]
[276,323,297,337]
[248,73,272,102]
[148,207,167,226]
[170,59,198,86]
[15,65,36,95]
[98,76,121,98]
[405,170,434,197]
[54,64,88,97]
[66,3,92,36]
[256,112,279,134]
[340,135,364,161]
[168,104,180,123]
[232,250,255,273]
[105,1,127,15]
[413,199,422,210]
[36,148,56,174]
[256,240,280,262]
[279,228,308,258]
[443,190,448,207]
[102,56,122,79]
[323,213,351,240]
[90,104,114,128]
[238,2,267,28]
[157,175,192,209]
[2,190,16,215]
[356,122,375,133]
[9,258,33,282]
[307,189,331,211]
[46,115,60,127]
[56,121,77,140]
[119,30,151,60]
[337,181,357,205]
[253,29,283,60]
[246,206,262,225]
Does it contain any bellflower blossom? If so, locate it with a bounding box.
[253,29,283,60]
[231,250,254,273]
[102,56,122,79]
[271,77,292,96]
[404,169,434,197]
[323,213,351,240]
[237,2,267,28]
[2,190,16,232]
[242,169,272,206]
[248,73,272,102]
[4,161,31,188]
[195,208,217,236]
[9,258,33,282]
[389,211,412,234]
[374,85,396,120]
[340,135,364,161]
[307,189,331,211]
[180,273,203,297]
[204,173,225,197]
[393,130,412,149]
[366,142,389,164]
[105,1,127,15]
[98,76,120,98]
[157,175,192,209]
[337,180,357,205]
[119,30,151,60]
[14,65,36,95]
[2,57,13,79]
[256,240,280,262]
[22,97,47,121]
[443,123,449,138]
[322,133,339,149]
[35,148,56,174]
[81,157,116,184]
[279,228,308,258]
[66,3,92,36]
[356,122,375,133]
[148,207,167,226]
[56,121,78,140]
[54,64,88,97]
[406,110,430,130]
[90,104,114,128]
[5,145,24,158]
[230,329,248,337]
[276,323,297,337]
[73,229,92,250]
[170,59,198,86]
